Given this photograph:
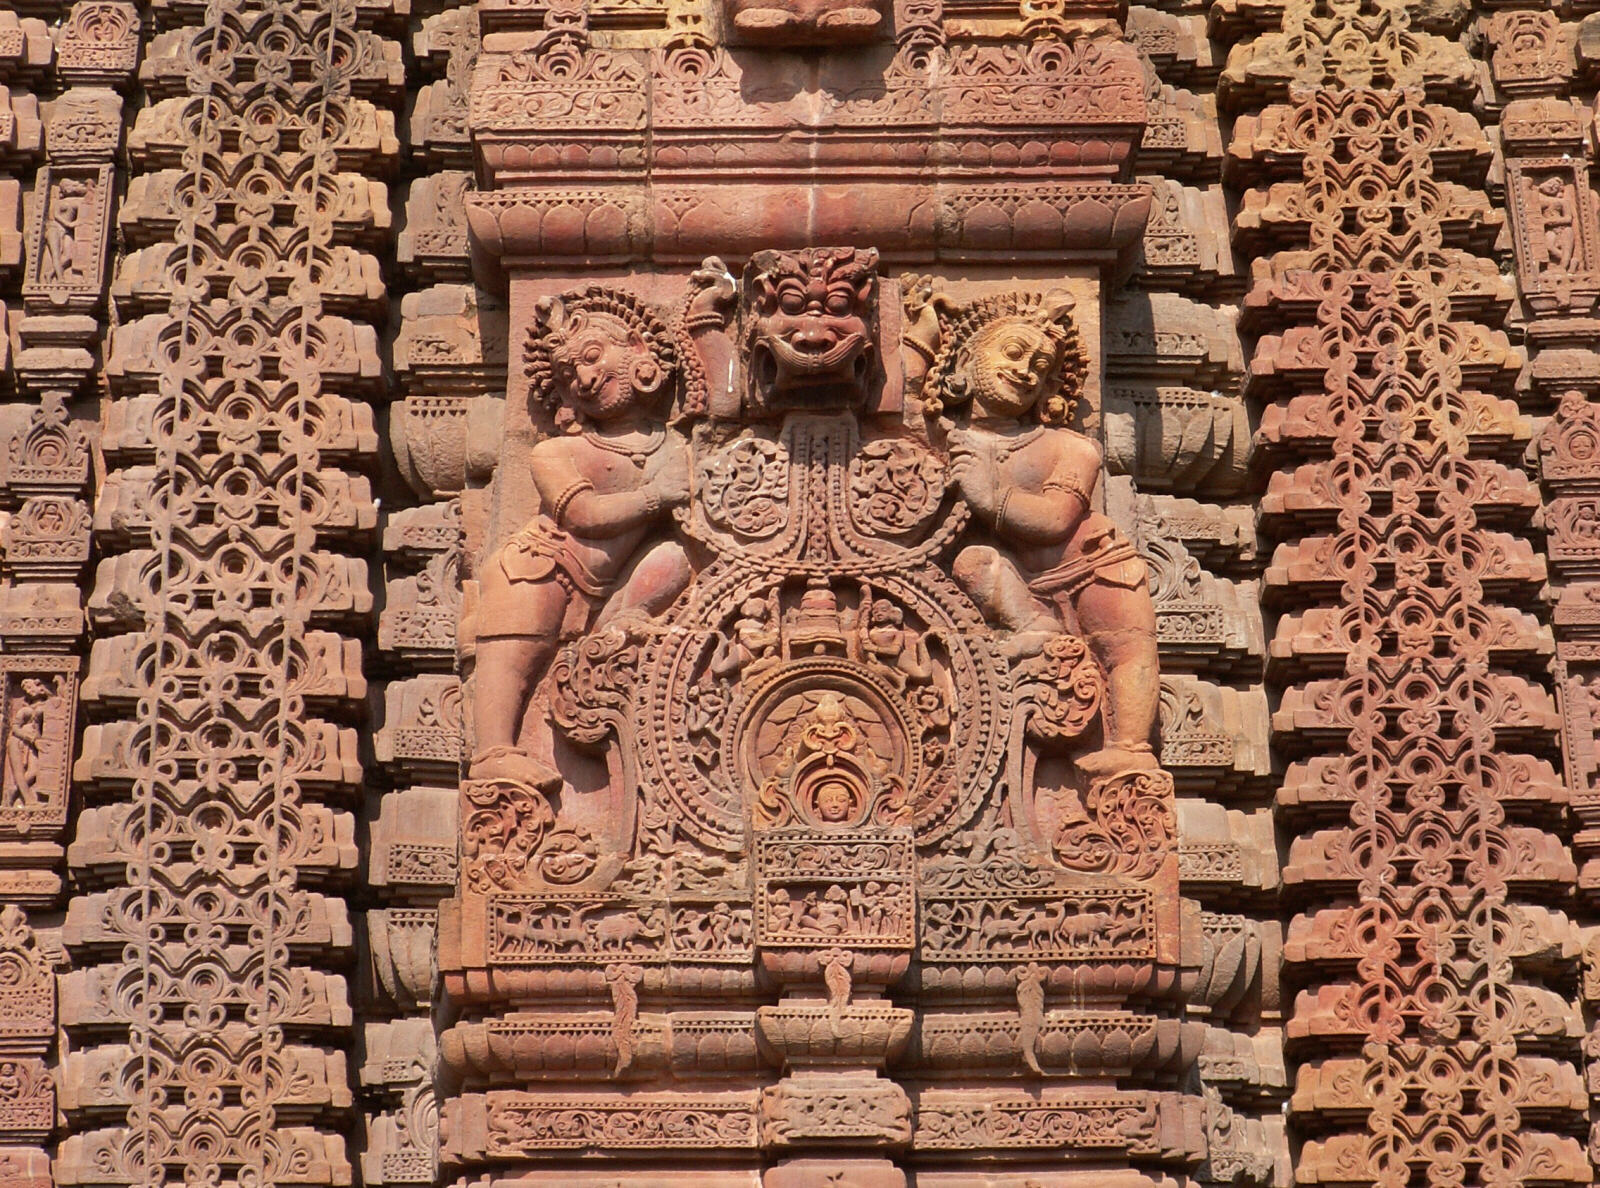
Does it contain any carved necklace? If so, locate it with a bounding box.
[992,425,1047,464]
[585,425,666,468]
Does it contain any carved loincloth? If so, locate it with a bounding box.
[496,516,609,596]
[477,515,612,639]
[1027,527,1146,598]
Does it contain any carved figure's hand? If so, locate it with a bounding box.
[903,301,942,370]
[687,257,737,324]
[948,436,998,518]
[650,444,693,508]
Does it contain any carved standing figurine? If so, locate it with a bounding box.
[41,179,90,283]
[927,290,1160,777]
[2,678,52,808]
[1536,174,1578,273]
[470,287,693,789]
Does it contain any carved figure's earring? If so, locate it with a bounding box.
[632,355,665,395]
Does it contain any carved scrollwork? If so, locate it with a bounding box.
[1015,633,1103,747]
[461,777,557,892]
[697,435,790,539]
[847,438,945,537]
[535,827,601,885]
[1052,769,1175,880]
[917,826,1055,892]
[550,618,652,747]
[484,1093,759,1153]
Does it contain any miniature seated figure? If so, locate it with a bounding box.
[711,594,781,681]
[928,290,1159,778]
[471,288,694,789]
[861,598,932,688]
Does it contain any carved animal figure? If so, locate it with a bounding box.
[978,905,1025,949]
[1024,901,1069,948]
[1105,900,1145,944]
[496,905,592,952]
[1056,908,1115,946]
[586,907,666,951]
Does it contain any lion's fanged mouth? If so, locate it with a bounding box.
[764,332,868,374]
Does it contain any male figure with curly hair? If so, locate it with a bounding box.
[470,288,693,789]
[928,290,1159,777]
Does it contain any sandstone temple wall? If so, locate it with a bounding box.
[0,0,1593,1186]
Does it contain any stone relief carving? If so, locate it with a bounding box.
[0,661,72,824]
[469,285,692,792]
[444,249,1181,1176]
[1,0,1586,1177]
[23,164,111,308]
[922,287,1159,776]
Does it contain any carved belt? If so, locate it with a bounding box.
[1027,537,1143,598]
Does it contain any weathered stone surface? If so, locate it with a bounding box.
[7,0,1597,1182]
[441,48,1197,1165]
[1235,63,1586,1187]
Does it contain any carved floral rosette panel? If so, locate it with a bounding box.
[439,248,1191,1182]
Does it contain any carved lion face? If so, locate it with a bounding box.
[743,247,879,409]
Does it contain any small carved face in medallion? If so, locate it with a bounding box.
[815,779,856,823]
[551,311,666,423]
[968,317,1059,419]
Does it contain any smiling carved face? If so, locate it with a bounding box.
[815,781,856,822]
[551,312,663,423]
[966,317,1059,419]
[743,248,878,409]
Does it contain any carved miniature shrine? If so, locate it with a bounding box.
[3,0,1599,1185]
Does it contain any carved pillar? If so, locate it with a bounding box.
[1492,6,1600,1171]
[1114,8,1285,1179]
[0,907,57,1188]
[61,1,399,1183]
[357,4,505,1179]
[0,8,109,1185]
[1219,0,1591,1181]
